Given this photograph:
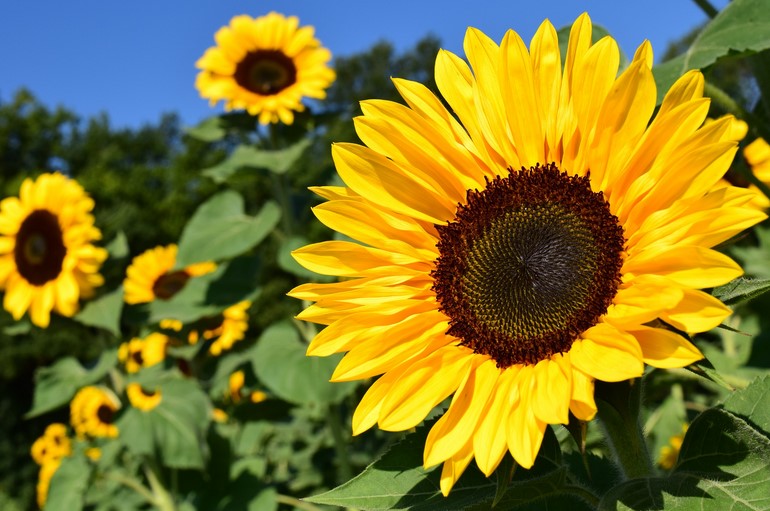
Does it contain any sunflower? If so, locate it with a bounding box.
[70,386,120,439]
[161,301,251,356]
[123,244,215,304]
[117,332,169,373]
[744,137,770,209]
[195,12,336,125]
[36,458,61,508]
[658,424,688,470]
[31,423,71,466]
[126,383,162,411]
[290,14,765,495]
[0,173,107,327]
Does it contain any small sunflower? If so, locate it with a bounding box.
[290,14,765,494]
[123,244,215,304]
[31,423,71,466]
[126,383,162,411]
[228,370,246,403]
[0,173,107,327]
[658,424,688,470]
[195,12,336,125]
[70,386,120,439]
[744,137,770,208]
[162,301,251,356]
[118,332,169,373]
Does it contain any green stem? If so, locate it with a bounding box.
[692,0,719,18]
[275,494,325,511]
[104,472,157,505]
[327,403,354,483]
[595,379,654,479]
[144,462,176,511]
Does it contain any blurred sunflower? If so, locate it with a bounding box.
[118,332,169,373]
[161,301,251,356]
[70,386,120,439]
[126,383,162,411]
[290,14,765,494]
[31,423,71,466]
[195,12,336,125]
[36,458,61,508]
[744,136,770,208]
[123,244,215,304]
[0,173,107,327]
[659,424,688,470]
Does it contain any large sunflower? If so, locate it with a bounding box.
[290,14,766,495]
[0,173,107,327]
[195,12,336,125]
[123,244,215,304]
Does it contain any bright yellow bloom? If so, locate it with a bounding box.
[195,12,336,125]
[250,390,268,403]
[30,423,71,466]
[126,383,162,411]
[290,14,765,495]
[118,332,169,373]
[70,386,120,439]
[123,244,215,304]
[36,458,61,508]
[85,447,102,462]
[212,408,229,423]
[228,370,245,402]
[162,301,251,356]
[0,173,107,327]
[659,424,688,470]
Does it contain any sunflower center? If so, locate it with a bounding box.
[130,349,144,366]
[234,50,297,95]
[152,271,190,300]
[432,164,625,368]
[14,209,66,286]
[96,405,114,424]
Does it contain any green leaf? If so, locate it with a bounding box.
[653,0,770,103]
[252,322,357,406]
[73,287,124,337]
[599,377,770,510]
[186,117,227,142]
[308,424,592,511]
[27,349,118,418]
[176,190,280,267]
[202,139,311,183]
[105,231,129,259]
[712,276,770,306]
[45,455,92,511]
[148,256,261,324]
[117,378,211,469]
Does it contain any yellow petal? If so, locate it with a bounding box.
[570,323,644,382]
[630,327,703,368]
[623,245,742,289]
[473,368,517,476]
[569,368,597,421]
[439,435,475,497]
[530,354,571,425]
[660,288,732,333]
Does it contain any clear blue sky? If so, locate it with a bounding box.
[0,0,727,130]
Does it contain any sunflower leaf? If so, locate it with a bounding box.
[45,454,92,511]
[251,321,357,406]
[176,190,280,267]
[116,378,211,469]
[26,349,118,418]
[73,286,124,337]
[599,376,770,511]
[202,139,311,182]
[652,0,770,103]
[185,112,256,142]
[307,424,593,511]
[711,276,770,306]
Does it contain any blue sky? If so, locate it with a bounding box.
[0,0,727,130]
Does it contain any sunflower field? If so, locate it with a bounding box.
[3,1,770,510]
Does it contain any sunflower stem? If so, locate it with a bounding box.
[327,403,354,483]
[275,494,325,511]
[144,461,177,511]
[691,0,719,18]
[265,123,296,237]
[595,379,654,479]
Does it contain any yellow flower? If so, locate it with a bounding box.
[126,383,162,411]
[70,386,120,439]
[0,173,107,327]
[123,244,215,304]
[228,370,245,402]
[162,301,251,356]
[290,14,766,495]
[195,12,336,125]
[85,447,102,462]
[118,332,169,373]
[30,423,71,466]
[36,458,61,508]
[212,408,229,423]
[659,424,688,470]
[744,137,770,208]
[250,390,268,403]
